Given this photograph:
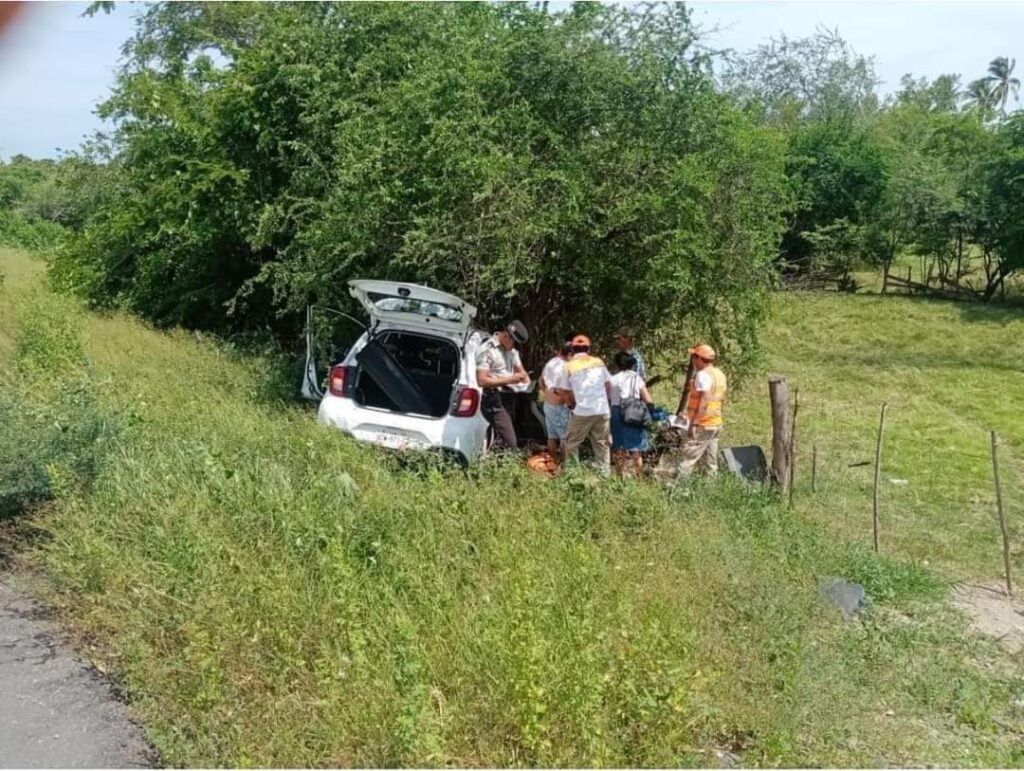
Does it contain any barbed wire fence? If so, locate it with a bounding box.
[766,375,1018,598]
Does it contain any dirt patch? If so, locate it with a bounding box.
[953,583,1024,653]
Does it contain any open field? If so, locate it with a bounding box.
[693,289,1024,582]
[2,247,1024,766]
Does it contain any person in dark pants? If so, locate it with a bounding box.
[475,320,530,450]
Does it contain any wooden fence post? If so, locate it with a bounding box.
[873,403,888,553]
[991,431,1013,598]
[768,376,790,492]
[788,388,800,507]
[811,444,818,493]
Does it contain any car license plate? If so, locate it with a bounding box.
[376,431,408,450]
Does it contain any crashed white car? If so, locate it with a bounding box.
[302,280,544,465]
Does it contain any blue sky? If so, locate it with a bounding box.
[1,1,1022,160]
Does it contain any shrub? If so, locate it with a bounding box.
[0,210,66,253]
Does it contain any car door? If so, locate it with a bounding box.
[301,304,366,402]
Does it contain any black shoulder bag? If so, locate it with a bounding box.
[620,373,651,428]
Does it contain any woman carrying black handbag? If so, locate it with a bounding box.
[609,351,654,477]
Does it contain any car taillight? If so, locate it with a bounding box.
[452,386,479,417]
[328,365,350,398]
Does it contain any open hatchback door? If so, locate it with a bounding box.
[348,280,477,336]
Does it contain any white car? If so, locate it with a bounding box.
[302,280,544,465]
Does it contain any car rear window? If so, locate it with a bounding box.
[368,292,463,323]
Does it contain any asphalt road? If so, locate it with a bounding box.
[0,577,154,769]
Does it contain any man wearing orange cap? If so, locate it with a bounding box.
[560,334,613,474]
[659,344,728,481]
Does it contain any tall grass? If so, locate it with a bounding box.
[1,249,1022,766]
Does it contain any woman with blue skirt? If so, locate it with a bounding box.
[609,351,653,477]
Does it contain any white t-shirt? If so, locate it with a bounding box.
[693,369,713,392]
[609,370,645,407]
[541,356,568,391]
[540,356,568,403]
[568,356,611,417]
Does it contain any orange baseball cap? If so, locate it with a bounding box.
[688,344,716,361]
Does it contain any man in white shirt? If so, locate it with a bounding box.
[559,334,613,474]
[539,341,572,460]
[475,320,530,450]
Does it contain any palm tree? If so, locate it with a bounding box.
[985,56,1020,115]
[962,78,995,116]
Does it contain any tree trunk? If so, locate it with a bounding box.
[982,266,1006,302]
[983,248,994,286]
[955,229,963,286]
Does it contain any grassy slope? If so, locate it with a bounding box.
[2,248,1024,767]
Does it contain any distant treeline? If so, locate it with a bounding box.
[3,3,1022,359]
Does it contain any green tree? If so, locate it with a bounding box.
[781,118,887,268]
[962,78,996,118]
[985,56,1020,116]
[870,83,1010,298]
[981,113,1024,298]
[56,2,788,366]
[0,156,69,251]
[725,30,884,272]
[894,73,961,114]
[723,28,878,128]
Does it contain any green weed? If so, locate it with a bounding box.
[838,546,947,604]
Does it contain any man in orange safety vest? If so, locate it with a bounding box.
[657,343,727,481]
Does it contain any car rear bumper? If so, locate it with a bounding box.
[317,394,487,463]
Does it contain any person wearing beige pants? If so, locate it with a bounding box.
[564,413,612,471]
[655,343,727,484]
[655,425,720,482]
[554,334,614,475]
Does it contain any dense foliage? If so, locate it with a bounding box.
[0,156,69,251]
[8,4,1020,366]
[724,32,1023,297]
[50,2,788,368]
